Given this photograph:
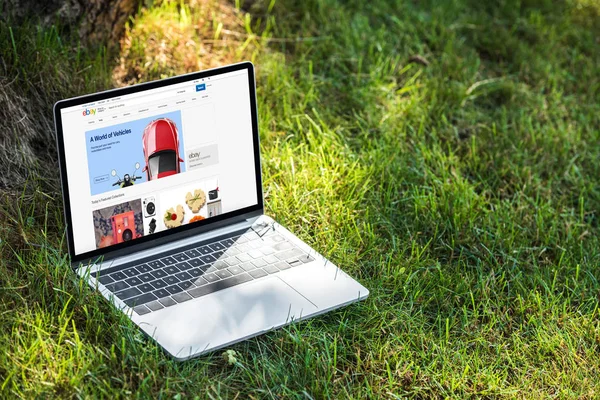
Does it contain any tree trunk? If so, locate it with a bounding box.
[3,0,137,50]
[0,0,138,191]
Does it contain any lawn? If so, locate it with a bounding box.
[1,0,599,398]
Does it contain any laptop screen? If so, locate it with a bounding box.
[56,64,260,259]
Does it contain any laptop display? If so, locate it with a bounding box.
[54,64,261,262]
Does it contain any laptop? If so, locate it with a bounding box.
[53,62,369,360]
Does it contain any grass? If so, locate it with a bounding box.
[1,0,599,397]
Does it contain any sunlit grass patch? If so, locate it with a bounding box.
[113,0,260,86]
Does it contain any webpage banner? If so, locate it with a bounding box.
[85,110,186,196]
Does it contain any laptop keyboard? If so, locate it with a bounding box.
[94,228,315,315]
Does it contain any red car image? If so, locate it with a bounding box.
[142,118,184,180]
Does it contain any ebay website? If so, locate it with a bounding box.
[60,70,258,256]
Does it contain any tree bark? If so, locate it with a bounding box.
[0,0,138,191]
[2,0,137,50]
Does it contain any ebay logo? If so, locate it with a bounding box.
[82,108,96,116]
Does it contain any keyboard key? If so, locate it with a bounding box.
[172,292,192,303]
[110,271,127,281]
[125,277,143,286]
[136,264,152,273]
[240,262,256,272]
[105,281,129,292]
[139,273,154,282]
[224,247,240,256]
[228,266,244,275]
[200,254,217,264]
[248,241,263,249]
[159,297,177,307]
[292,248,306,257]
[294,251,308,260]
[212,260,228,270]
[175,271,193,281]
[115,287,142,300]
[188,268,203,278]
[249,269,268,279]
[209,243,225,252]
[134,305,151,315]
[248,250,263,259]
[163,266,179,275]
[138,283,154,293]
[243,232,259,241]
[203,273,219,283]
[191,277,208,287]
[188,258,204,267]
[260,247,275,255]
[204,265,218,274]
[161,256,177,265]
[98,275,114,285]
[153,288,170,298]
[148,260,164,269]
[270,234,285,242]
[164,276,180,285]
[198,246,212,255]
[150,279,168,289]
[185,249,201,258]
[176,261,192,270]
[236,244,250,252]
[288,259,303,267]
[251,259,267,268]
[146,301,164,311]
[212,250,224,259]
[221,238,235,247]
[188,273,253,298]
[300,254,315,263]
[125,293,157,307]
[215,270,233,279]
[225,257,240,266]
[263,264,279,274]
[178,280,195,290]
[151,269,168,279]
[264,255,279,264]
[273,242,293,251]
[165,285,184,295]
[275,248,304,260]
[237,253,252,262]
[173,253,189,262]
[123,268,138,277]
[275,261,291,271]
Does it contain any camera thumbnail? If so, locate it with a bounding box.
[92,199,144,249]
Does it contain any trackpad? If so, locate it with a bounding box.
[279,263,368,310]
[139,277,318,359]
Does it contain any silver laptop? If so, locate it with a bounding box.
[53,62,368,360]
